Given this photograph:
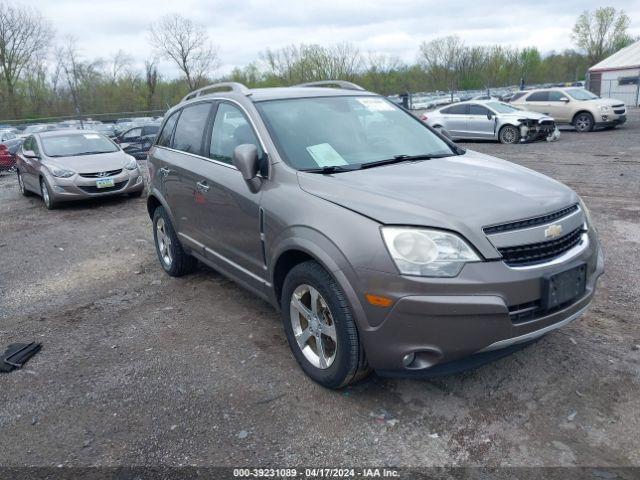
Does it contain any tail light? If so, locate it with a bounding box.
[420,114,428,121]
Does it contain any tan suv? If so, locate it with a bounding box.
[511,87,626,132]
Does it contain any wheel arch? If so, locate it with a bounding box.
[146,188,177,227]
[572,110,594,125]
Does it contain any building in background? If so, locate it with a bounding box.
[588,40,640,106]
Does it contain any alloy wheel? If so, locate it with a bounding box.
[41,180,51,207]
[156,217,173,267]
[500,126,518,144]
[575,114,593,132]
[17,172,25,194]
[289,284,337,369]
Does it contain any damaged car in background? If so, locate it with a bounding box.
[421,100,560,144]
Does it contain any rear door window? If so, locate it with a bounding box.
[157,111,179,148]
[526,91,549,102]
[172,102,212,155]
[442,104,468,115]
[548,91,565,101]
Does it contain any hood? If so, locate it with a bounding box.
[591,97,624,107]
[501,110,551,121]
[44,150,131,173]
[297,150,578,258]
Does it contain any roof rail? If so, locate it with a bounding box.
[181,82,250,103]
[293,80,366,91]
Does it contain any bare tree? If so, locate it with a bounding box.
[418,36,465,91]
[0,2,53,117]
[145,57,159,109]
[572,7,633,64]
[107,49,134,82]
[148,14,219,90]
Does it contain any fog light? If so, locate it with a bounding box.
[601,115,608,121]
[402,352,415,368]
[135,176,142,184]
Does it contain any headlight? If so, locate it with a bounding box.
[125,158,138,170]
[599,105,611,112]
[49,166,74,178]
[578,197,594,232]
[381,227,480,277]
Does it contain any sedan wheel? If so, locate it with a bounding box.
[40,178,56,209]
[499,125,520,144]
[574,113,594,132]
[290,284,338,369]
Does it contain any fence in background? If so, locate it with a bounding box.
[0,109,167,127]
[594,77,640,107]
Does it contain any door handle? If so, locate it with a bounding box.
[196,181,210,193]
[159,167,172,177]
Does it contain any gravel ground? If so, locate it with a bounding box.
[0,112,639,468]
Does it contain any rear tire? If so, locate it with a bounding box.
[281,260,370,389]
[499,125,520,144]
[152,206,197,277]
[573,112,594,132]
[17,170,31,196]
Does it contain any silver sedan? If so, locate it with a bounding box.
[421,100,560,144]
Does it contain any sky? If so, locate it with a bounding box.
[13,0,640,77]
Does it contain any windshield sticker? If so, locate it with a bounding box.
[83,134,100,139]
[305,143,349,167]
[356,97,395,112]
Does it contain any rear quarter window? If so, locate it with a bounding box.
[156,111,180,148]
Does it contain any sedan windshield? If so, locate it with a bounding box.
[567,89,599,101]
[41,133,119,157]
[486,101,521,113]
[256,96,454,171]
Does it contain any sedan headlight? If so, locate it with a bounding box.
[49,166,75,178]
[125,158,138,170]
[599,105,611,112]
[381,227,480,277]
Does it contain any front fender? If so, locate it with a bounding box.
[268,226,370,332]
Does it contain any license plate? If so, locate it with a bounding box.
[542,264,586,310]
[96,178,115,189]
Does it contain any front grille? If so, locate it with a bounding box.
[498,226,585,267]
[78,181,127,193]
[508,296,583,324]
[483,204,579,235]
[612,104,625,108]
[79,169,122,178]
[613,108,625,114]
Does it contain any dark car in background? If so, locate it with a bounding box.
[115,124,159,159]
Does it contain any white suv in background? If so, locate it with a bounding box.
[511,88,626,132]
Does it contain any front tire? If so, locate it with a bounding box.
[281,261,370,389]
[574,112,594,132]
[499,125,520,144]
[152,206,197,277]
[40,178,57,209]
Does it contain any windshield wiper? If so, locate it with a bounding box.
[359,153,452,170]
[299,165,359,174]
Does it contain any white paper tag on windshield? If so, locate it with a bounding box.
[306,143,348,167]
[356,97,395,112]
[83,134,100,139]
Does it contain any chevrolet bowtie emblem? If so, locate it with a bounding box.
[544,224,563,239]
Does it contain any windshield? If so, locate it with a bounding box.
[566,89,599,100]
[41,133,119,157]
[256,96,454,170]
[486,101,521,113]
[25,125,47,134]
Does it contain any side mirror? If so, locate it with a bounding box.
[487,112,493,120]
[23,149,38,159]
[233,144,262,193]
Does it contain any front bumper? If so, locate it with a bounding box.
[596,113,626,127]
[355,231,604,375]
[48,169,144,202]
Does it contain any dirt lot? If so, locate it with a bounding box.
[1,112,639,469]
